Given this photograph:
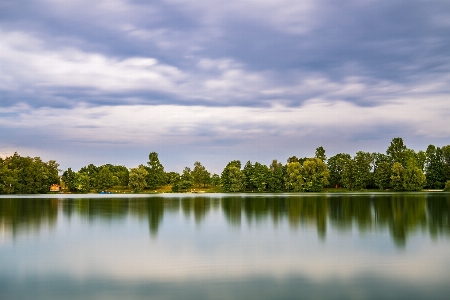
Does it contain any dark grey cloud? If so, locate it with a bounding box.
[1,0,449,108]
[0,0,449,169]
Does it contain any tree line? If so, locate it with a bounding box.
[1,137,450,194]
[0,153,60,194]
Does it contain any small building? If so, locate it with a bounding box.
[50,184,61,192]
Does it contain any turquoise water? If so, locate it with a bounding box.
[1,193,449,299]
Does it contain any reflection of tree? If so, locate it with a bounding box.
[285,196,328,239]
[243,197,270,225]
[180,197,211,224]
[0,198,58,237]
[373,194,427,247]
[222,197,242,226]
[426,193,450,239]
[193,197,209,224]
[72,198,129,222]
[268,197,283,227]
[1,194,449,246]
[147,198,164,236]
[61,199,74,219]
[329,196,373,232]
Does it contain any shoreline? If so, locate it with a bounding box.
[0,190,447,199]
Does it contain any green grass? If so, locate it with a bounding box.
[60,185,445,194]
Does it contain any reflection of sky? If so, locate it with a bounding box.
[1,194,450,299]
[1,203,449,287]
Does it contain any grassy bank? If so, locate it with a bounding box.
[59,185,446,194]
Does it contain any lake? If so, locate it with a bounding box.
[1,193,449,299]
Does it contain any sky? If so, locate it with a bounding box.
[0,0,449,173]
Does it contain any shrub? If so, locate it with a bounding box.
[444,180,450,192]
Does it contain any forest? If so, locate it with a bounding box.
[1,137,450,194]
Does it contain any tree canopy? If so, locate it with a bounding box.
[2,138,450,194]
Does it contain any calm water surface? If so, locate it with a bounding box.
[1,193,449,299]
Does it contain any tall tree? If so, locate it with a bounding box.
[285,162,304,192]
[373,153,392,190]
[287,156,299,164]
[302,158,330,192]
[226,166,245,192]
[342,152,372,190]
[146,152,166,189]
[442,145,450,181]
[44,160,61,189]
[327,153,351,188]
[108,165,129,187]
[210,174,221,187]
[354,151,373,189]
[96,166,115,191]
[391,159,426,191]
[391,162,404,191]
[416,150,427,172]
[128,165,148,192]
[267,159,284,192]
[221,160,242,192]
[180,167,193,191]
[79,164,99,190]
[62,168,77,192]
[250,162,271,192]
[402,158,426,191]
[75,173,91,193]
[242,161,256,191]
[425,145,446,189]
[387,137,407,167]
[192,161,211,187]
[0,162,18,194]
[315,146,327,163]
[170,172,181,192]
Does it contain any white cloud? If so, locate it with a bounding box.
[1,94,449,149]
[1,0,449,165]
[0,30,285,105]
[0,30,184,94]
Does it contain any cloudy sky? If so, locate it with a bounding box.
[1,0,449,173]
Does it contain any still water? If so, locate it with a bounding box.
[1,193,449,299]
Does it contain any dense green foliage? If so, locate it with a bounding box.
[223,169,245,192]
[128,165,148,192]
[71,163,129,192]
[341,151,372,190]
[444,180,450,192]
[192,161,210,187]
[146,152,166,189]
[327,153,351,188]
[221,160,244,192]
[0,153,60,194]
[425,145,446,189]
[61,168,77,192]
[373,153,391,190]
[267,160,285,192]
[285,162,303,192]
[302,158,330,192]
[2,138,450,194]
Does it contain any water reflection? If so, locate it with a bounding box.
[0,193,449,246]
[1,194,450,300]
[0,198,58,237]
